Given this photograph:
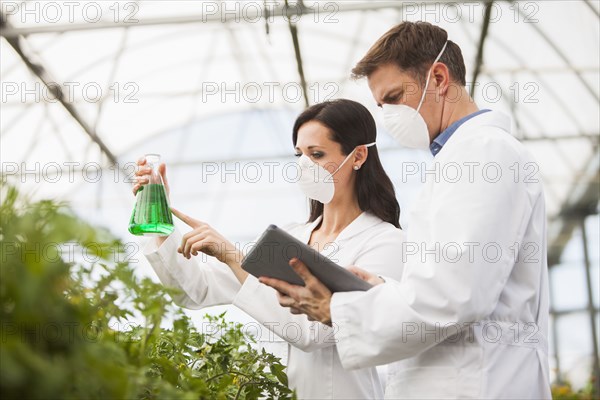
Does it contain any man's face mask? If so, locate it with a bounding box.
[382,41,448,149]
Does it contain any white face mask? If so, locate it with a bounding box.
[382,41,448,149]
[297,142,376,204]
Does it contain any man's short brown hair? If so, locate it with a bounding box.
[352,21,467,87]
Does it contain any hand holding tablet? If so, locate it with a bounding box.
[241,225,372,293]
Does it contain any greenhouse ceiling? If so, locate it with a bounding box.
[1,0,599,265]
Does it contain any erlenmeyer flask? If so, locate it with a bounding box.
[128,154,174,236]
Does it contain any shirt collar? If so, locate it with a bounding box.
[430,109,491,156]
[335,211,382,242]
[303,211,382,243]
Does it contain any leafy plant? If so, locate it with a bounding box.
[551,378,598,400]
[0,183,294,399]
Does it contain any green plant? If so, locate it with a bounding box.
[0,183,294,399]
[551,378,598,400]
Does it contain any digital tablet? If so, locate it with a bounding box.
[241,225,373,293]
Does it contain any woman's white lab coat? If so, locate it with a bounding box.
[330,111,551,399]
[144,211,404,399]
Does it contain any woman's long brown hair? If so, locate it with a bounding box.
[292,99,401,229]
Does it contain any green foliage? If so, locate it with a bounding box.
[0,184,294,399]
[551,378,598,400]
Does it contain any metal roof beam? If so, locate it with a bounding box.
[470,0,494,97]
[0,1,413,37]
[0,12,119,166]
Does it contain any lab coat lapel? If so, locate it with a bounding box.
[335,212,381,242]
[299,216,323,244]
[319,212,381,263]
[299,212,381,259]
[301,212,381,245]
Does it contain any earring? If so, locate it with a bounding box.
[354,165,360,170]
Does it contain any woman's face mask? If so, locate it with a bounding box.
[382,41,448,149]
[296,142,376,204]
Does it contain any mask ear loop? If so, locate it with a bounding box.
[327,142,377,181]
[416,41,449,113]
[352,142,376,171]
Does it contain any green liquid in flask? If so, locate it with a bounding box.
[128,183,174,236]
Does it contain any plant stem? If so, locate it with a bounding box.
[235,380,262,400]
[206,370,253,382]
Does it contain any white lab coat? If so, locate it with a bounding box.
[144,211,405,399]
[331,111,551,399]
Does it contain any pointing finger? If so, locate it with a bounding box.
[171,207,199,228]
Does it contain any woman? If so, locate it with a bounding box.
[135,99,404,399]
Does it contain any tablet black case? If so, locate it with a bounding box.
[241,225,373,293]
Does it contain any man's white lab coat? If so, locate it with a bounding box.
[331,111,551,399]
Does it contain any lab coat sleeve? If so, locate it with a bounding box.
[233,275,337,352]
[232,224,405,352]
[331,131,534,369]
[144,228,241,309]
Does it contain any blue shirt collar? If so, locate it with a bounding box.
[430,109,491,156]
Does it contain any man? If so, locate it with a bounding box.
[261,22,551,399]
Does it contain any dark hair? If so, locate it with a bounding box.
[292,99,401,229]
[351,21,467,86]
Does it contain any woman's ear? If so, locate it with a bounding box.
[353,146,369,168]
